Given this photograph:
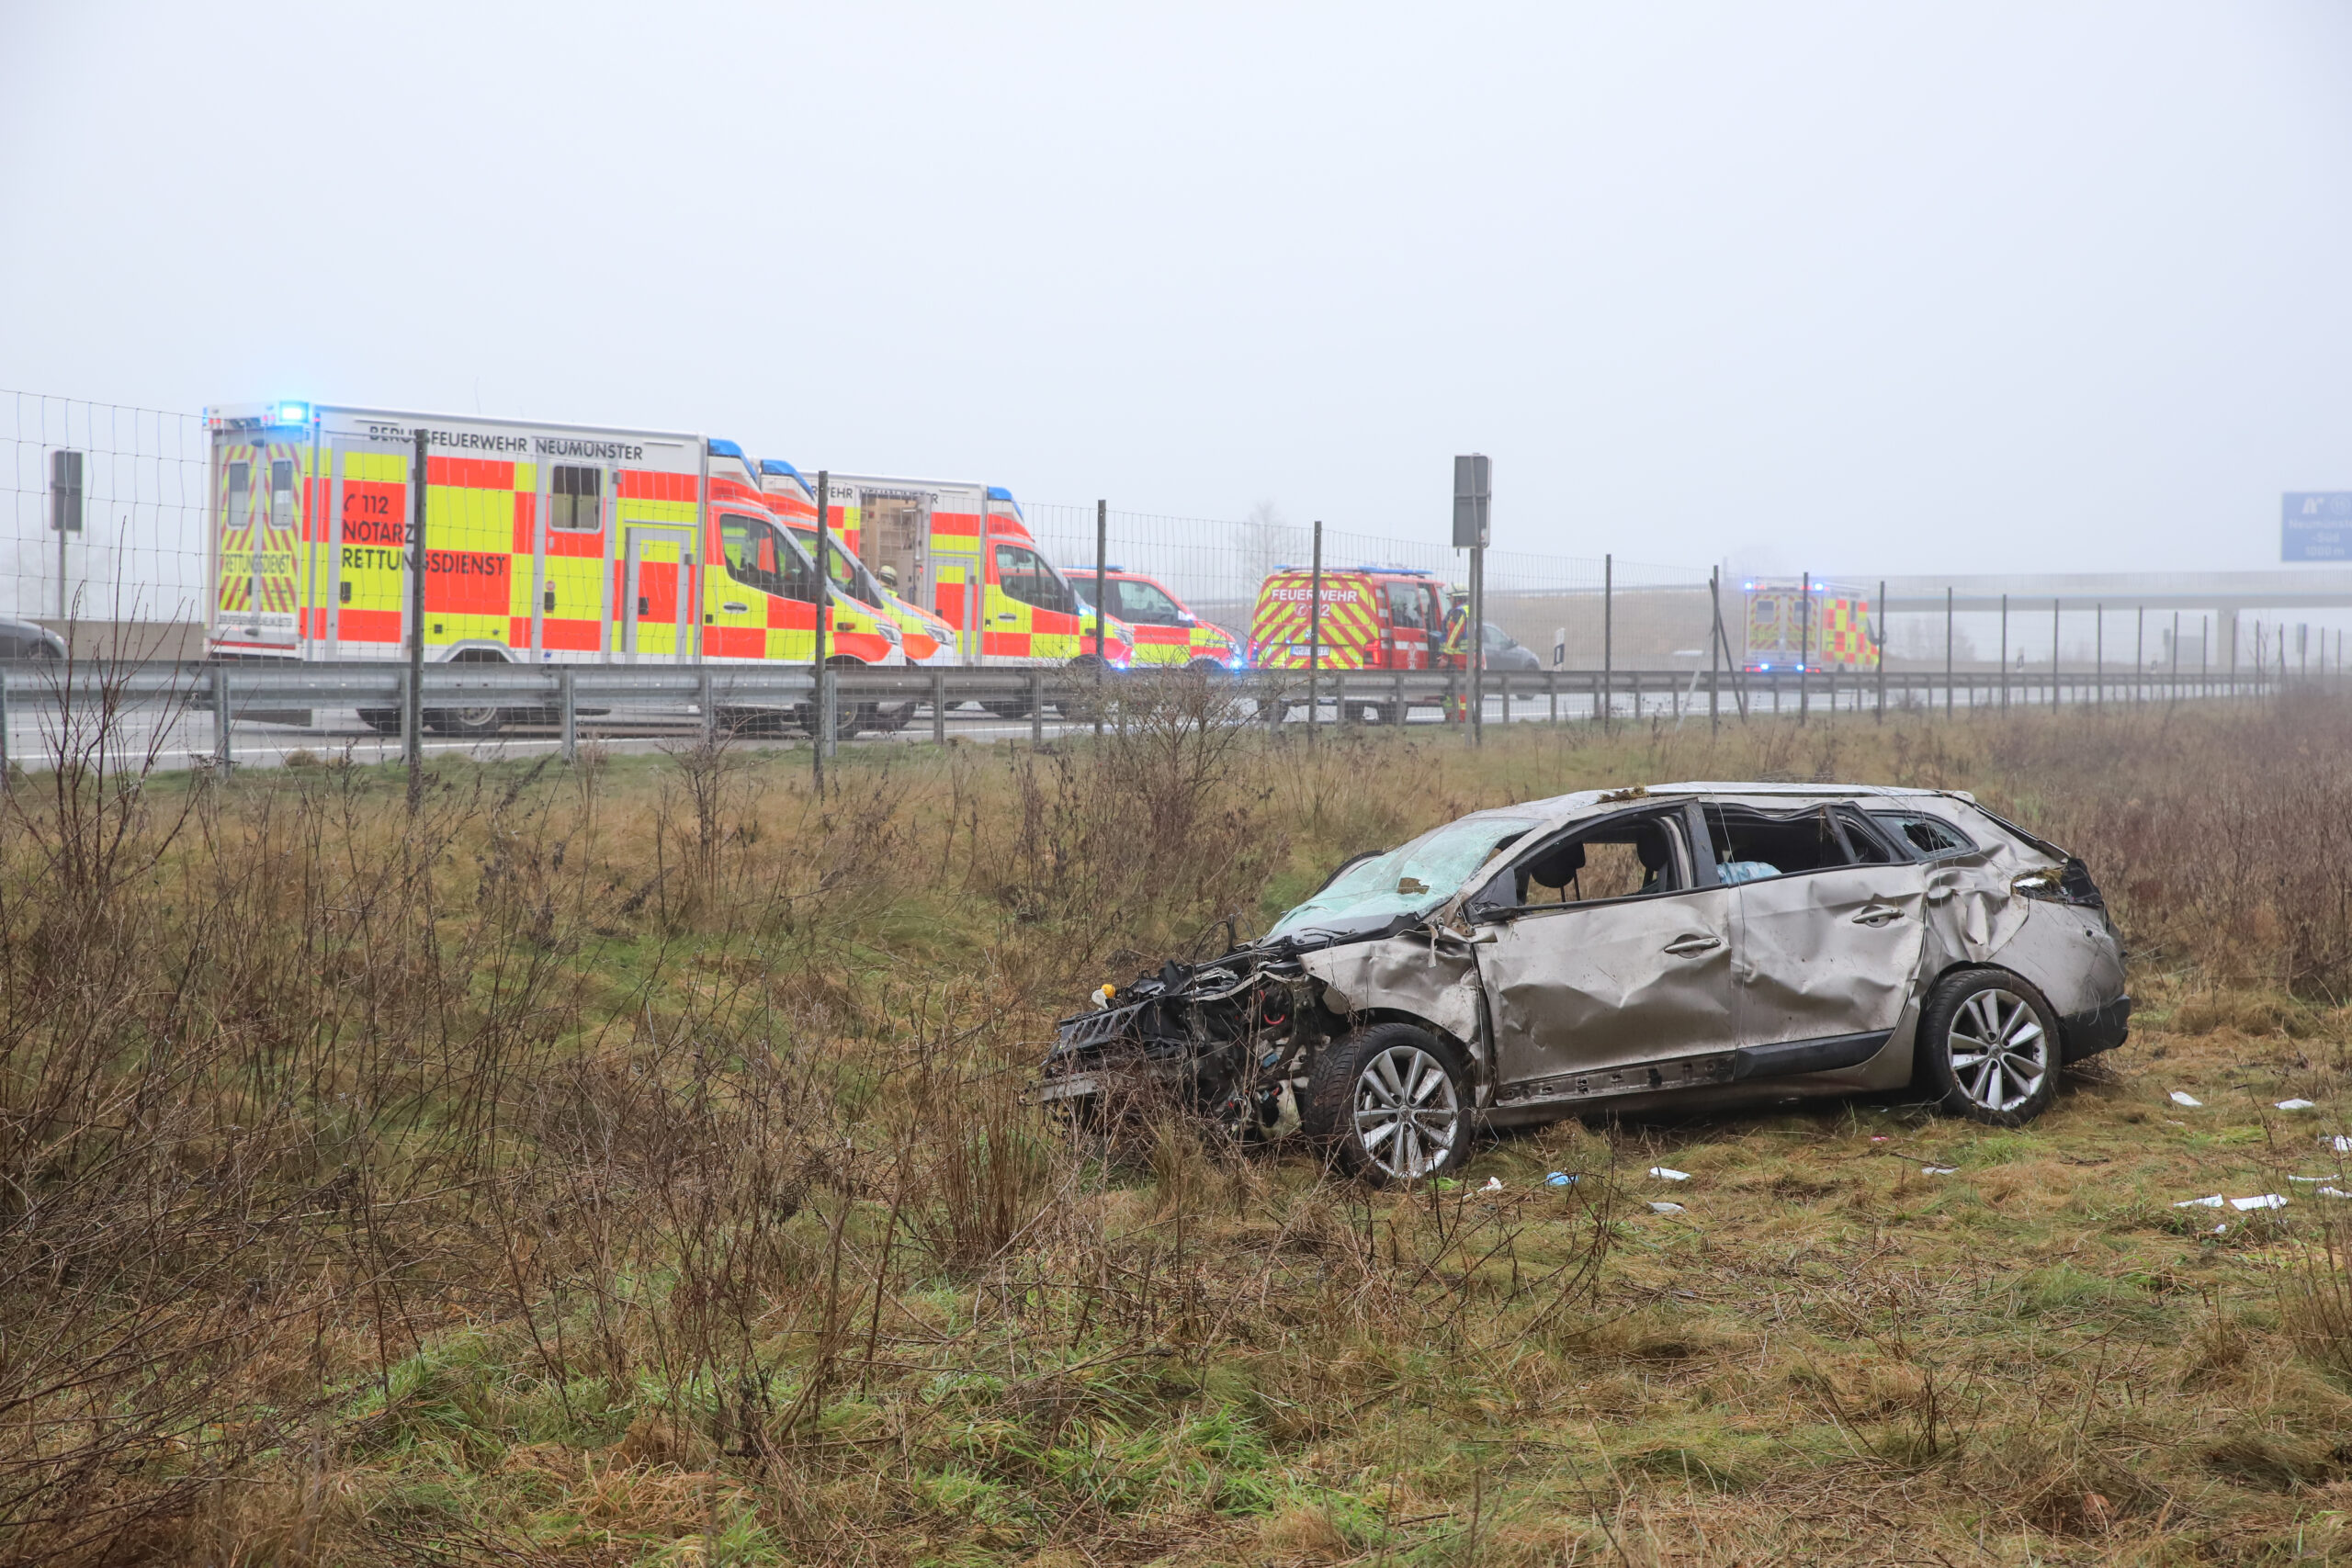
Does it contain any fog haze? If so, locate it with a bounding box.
[4,1,2348,573]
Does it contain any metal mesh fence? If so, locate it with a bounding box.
[2,391,210,651]
[1023,501,1714,669]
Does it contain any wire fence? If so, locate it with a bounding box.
[1023,502,1715,669]
[9,386,2339,683]
[2,391,209,647]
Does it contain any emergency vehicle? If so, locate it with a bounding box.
[1249,566,1462,672]
[1062,567,1245,671]
[1740,579,1879,673]
[204,401,903,736]
[1249,566,1467,723]
[755,460,956,665]
[815,474,1135,670]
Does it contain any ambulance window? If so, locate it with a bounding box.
[995,544,1072,614]
[223,462,249,525]
[1113,579,1182,625]
[1386,582,1425,629]
[269,461,296,529]
[721,513,817,602]
[550,466,602,532]
[819,537,859,592]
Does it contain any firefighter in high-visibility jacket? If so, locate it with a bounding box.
[1441,590,1472,722]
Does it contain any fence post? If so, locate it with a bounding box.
[560,668,577,763]
[1029,668,1044,745]
[2135,606,2143,705]
[405,426,427,806]
[699,666,715,745]
[1797,571,1812,727]
[1601,553,1612,729]
[1093,498,1107,740]
[211,665,232,770]
[1875,578,1886,723]
[1709,568,1722,739]
[931,667,947,744]
[1943,587,1953,718]
[0,667,9,788]
[2094,604,2103,710]
[2051,598,2061,708]
[811,470,831,795]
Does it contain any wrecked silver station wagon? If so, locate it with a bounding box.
[1041,784,2130,1182]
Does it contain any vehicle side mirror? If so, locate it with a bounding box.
[1178,611,1196,624]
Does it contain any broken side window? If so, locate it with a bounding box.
[1836,808,1903,864]
[1469,810,1690,915]
[1702,804,1854,884]
[1865,810,1977,860]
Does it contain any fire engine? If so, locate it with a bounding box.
[204,401,904,736]
[1061,566,1245,671]
[1249,566,1465,723]
[1740,578,1879,673]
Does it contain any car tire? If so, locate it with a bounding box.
[1916,967,2060,1127]
[1299,1021,1471,1183]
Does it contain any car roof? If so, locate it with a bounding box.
[1442,783,1976,839]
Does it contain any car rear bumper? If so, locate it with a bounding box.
[2060,995,2131,1062]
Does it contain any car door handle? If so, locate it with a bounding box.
[1663,933,1723,956]
[1852,906,1904,927]
[997,612,1019,622]
[722,601,749,614]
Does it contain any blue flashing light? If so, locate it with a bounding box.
[274,400,311,425]
[757,457,806,481]
[985,485,1014,501]
[707,438,747,460]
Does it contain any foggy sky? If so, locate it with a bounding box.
[4,1,2348,576]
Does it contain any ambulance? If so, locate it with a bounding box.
[1740,579,1879,672]
[754,460,956,665]
[815,474,1135,669]
[204,401,903,736]
[1061,566,1246,671]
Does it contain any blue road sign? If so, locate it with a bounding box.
[2283,492,2352,561]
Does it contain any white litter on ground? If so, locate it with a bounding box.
[1647,1201,1686,1214]
[2320,1187,2352,1200]
[1921,1165,1960,1176]
[1480,1176,1504,1193]
[2276,1099,2318,1111]
[2327,1135,2352,1154]
[2174,1195,2226,1208]
[2169,1091,2204,1107]
[2289,1175,2324,1184]
[1649,1167,1690,1181]
[2231,1194,2288,1212]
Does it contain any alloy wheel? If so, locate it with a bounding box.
[1351,1043,1461,1179]
[1945,987,2048,1114]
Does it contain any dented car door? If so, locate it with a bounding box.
[1468,806,1739,1105]
[1704,799,1928,1069]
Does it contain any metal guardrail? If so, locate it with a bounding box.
[0,659,2312,776]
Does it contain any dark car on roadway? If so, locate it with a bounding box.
[1042,783,2129,1182]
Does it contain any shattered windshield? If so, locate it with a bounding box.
[1265,815,1539,944]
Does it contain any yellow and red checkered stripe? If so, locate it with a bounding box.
[1250,571,1383,669]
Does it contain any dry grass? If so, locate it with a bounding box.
[0,675,2349,1564]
